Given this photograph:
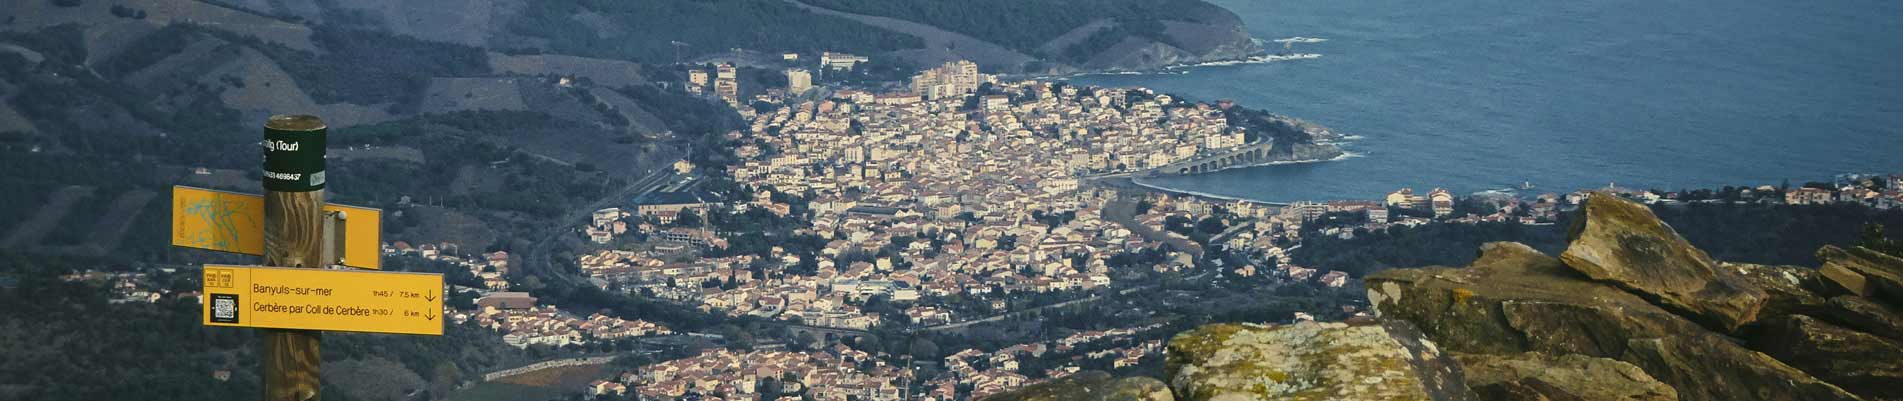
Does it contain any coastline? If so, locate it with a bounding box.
[1162,53,1322,70]
[1092,175,1287,207]
[999,44,1285,81]
[1026,39,1352,207]
[1093,150,1362,206]
[1038,51,1321,80]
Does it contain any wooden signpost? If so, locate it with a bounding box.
[174,115,444,401]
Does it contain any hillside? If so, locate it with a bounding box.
[0,0,758,264]
[793,0,1262,72]
[204,0,1257,72]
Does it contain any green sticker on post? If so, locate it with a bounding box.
[262,115,327,192]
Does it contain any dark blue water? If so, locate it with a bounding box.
[1071,0,1903,203]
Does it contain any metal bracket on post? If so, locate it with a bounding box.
[322,210,348,268]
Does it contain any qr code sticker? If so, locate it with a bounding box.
[211,294,239,323]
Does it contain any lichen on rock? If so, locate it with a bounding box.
[977,371,1173,401]
[1164,320,1470,401]
[1454,352,1676,401]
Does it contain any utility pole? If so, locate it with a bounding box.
[261,114,328,401]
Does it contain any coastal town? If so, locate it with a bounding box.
[41,52,1901,401]
[5,0,1898,399]
[343,58,1903,401]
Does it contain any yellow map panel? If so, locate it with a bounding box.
[172,186,265,256]
[171,186,383,269]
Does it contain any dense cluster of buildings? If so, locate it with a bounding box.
[909,60,986,100]
[618,346,906,401]
[482,306,670,349]
[373,242,676,349]
[61,270,191,304]
[1783,175,1903,207]
[385,242,514,290]
[686,63,744,106]
[646,69,1338,330]
[929,323,1168,400]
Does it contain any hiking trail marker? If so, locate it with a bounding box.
[174,115,443,401]
[201,264,444,335]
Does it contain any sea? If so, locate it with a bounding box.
[1069,0,1903,203]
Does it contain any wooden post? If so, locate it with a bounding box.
[261,115,328,401]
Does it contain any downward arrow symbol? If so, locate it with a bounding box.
[424,311,437,321]
[424,293,437,302]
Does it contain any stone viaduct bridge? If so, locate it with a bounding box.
[1146,140,1277,176]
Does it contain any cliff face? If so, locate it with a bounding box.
[984,193,1903,401]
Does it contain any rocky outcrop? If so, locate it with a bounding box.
[1453,352,1675,401]
[1818,245,1903,304]
[978,371,1173,401]
[1752,315,1903,400]
[1819,295,1903,341]
[1364,241,1685,356]
[1559,193,1766,332]
[1164,320,1472,401]
[1618,333,1856,401]
[998,192,1903,401]
[1364,240,1858,400]
[1364,192,1903,400]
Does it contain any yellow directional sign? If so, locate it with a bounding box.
[201,265,444,336]
[172,186,384,269]
[326,203,383,271]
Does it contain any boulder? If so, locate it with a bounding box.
[1817,246,1903,306]
[1558,193,1766,332]
[1821,263,1875,297]
[1729,262,1835,320]
[1164,320,1473,401]
[1621,334,1859,401]
[977,371,1172,401]
[1724,262,1903,342]
[1752,315,1903,400]
[1453,352,1675,401]
[1366,242,1693,357]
